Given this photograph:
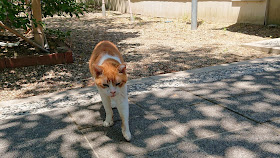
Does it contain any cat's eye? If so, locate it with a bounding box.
[103,84,109,87]
[116,82,121,86]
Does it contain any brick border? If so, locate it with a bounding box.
[0,51,73,69]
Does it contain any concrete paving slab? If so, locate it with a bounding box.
[182,80,259,99]
[0,86,101,120]
[130,141,209,158]
[81,116,182,158]
[0,140,95,158]
[68,102,146,130]
[193,124,280,158]
[216,91,280,123]
[129,87,204,109]
[183,70,280,100]
[130,89,255,141]
[263,119,280,133]
[269,119,280,128]
[127,77,156,96]
[243,38,280,54]
[0,109,96,158]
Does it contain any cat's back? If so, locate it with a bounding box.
[89,41,124,65]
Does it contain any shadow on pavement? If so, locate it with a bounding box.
[0,69,279,157]
[0,109,93,157]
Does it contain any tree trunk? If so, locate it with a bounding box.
[31,0,44,50]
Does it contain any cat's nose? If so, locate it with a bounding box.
[110,91,116,94]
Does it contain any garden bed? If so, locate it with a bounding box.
[0,34,73,69]
[0,51,73,69]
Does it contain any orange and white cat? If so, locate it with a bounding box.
[89,41,131,141]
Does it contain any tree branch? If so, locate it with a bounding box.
[0,21,49,53]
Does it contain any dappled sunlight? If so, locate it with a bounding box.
[189,120,219,128]
[194,128,221,140]
[260,143,280,155]
[168,123,191,136]
[60,99,185,157]
[130,87,256,147]
[248,102,275,113]
[0,66,279,157]
[247,125,279,143]
[225,146,257,158]
[220,117,253,132]
[264,92,280,101]
[196,105,225,118]
[232,81,267,91]
[120,143,146,155]
[125,66,279,157]
[0,108,93,157]
[193,125,280,157]
[145,134,178,150]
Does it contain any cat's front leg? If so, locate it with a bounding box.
[99,92,114,127]
[117,98,131,141]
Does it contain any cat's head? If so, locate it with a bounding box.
[93,63,127,97]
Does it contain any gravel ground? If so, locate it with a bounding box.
[1,56,279,120]
[1,11,279,101]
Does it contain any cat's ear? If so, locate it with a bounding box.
[118,63,126,74]
[93,64,103,77]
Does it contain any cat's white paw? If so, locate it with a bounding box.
[103,120,114,127]
[122,130,131,141]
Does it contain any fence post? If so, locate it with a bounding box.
[128,0,134,22]
[191,0,197,30]
[102,0,106,17]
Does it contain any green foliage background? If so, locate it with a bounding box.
[0,0,30,30]
[0,0,87,30]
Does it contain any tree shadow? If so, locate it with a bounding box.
[127,45,246,78]
[0,65,279,157]
[123,70,279,157]
[71,70,279,157]
[0,109,92,157]
[215,23,280,38]
[72,68,278,157]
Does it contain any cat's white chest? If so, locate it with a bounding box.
[98,54,121,65]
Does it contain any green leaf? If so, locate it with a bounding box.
[1,0,88,30]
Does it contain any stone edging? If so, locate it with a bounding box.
[0,51,73,69]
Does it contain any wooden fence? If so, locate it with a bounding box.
[82,0,280,25]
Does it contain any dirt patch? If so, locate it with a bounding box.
[0,11,279,101]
